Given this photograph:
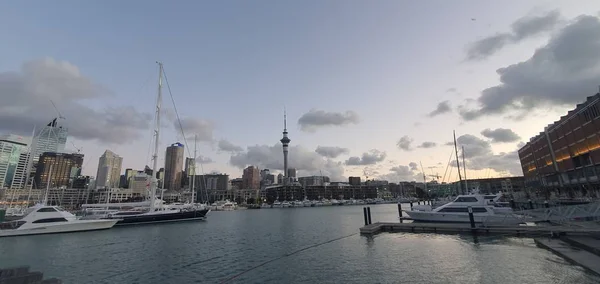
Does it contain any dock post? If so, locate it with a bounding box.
[367,207,372,225]
[409,201,413,210]
[397,203,402,219]
[363,207,368,226]
[528,199,533,210]
[510,199,515,209]
[544,201,549,208]
[468,206,475,229]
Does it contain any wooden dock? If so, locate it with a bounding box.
[359,222,600,237]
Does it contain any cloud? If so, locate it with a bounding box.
[397,136,413,151]
[481,128,521,143]
[446,88,457,93]
[409,162,419,171]
[176,117,213,141]
[297,109,359,132]
[229,144,345,181]
[0,58,152,144]
[315,146,349,158]
[217,139,243,153]
[378,164,422,182]
[466,10,562,60]
[454,134,522,175]
[417,141,437,148]
[428,101,452,117]
[345,150,386,166]
[461,14,600,120]
[517,141,526,148]
[195,155,214,164]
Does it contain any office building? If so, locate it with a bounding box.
[242,166,260,189]
[287,168,297,182]
[95,150,123,188]
[0,135,28,188]
[518,92,600,195]
[129,172,152,192]
[193,174,230,202]
[164,142,184,191]
[34,152,84,189]
[298,176,329,187]
[123,168,135,188]
[31,118,68,163]
[348,176,361,186]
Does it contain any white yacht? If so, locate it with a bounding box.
[302,200,312,207]
[222,200,236,211]
[0,205,118,237]
[403,194,522,224]
[272,201,282,208]
[281,201,291,208]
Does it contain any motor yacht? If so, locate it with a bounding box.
[272,201,282,208]
[403,194,522,224]
[0,204,118,237]
[281,201,291,208]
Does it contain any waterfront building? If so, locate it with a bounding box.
[348,176,361,186]
[518,92,600,197]
[0,135,28,188]
[287,168,297,183]
[193,174,230,202]
[164,142,184,191]
[34,152,84,189]
[123,168,135,188]
[298,176,329,187]
[242,166,260,189]
[95,150,123,189]
[129,172,151,192]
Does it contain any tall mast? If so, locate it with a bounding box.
[462,146,468,193]
[191,134,197,203]
[43,164,52,206]
[420,161,427,193]
[150,62,163,212]
[453,130,464,194]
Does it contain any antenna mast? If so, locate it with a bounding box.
[453,130,464,194]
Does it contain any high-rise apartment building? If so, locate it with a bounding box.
[34,152,84,189]
[242,166,260,189]
[0,135,28,188]
[95,150,123,189]
[164,142,184,191]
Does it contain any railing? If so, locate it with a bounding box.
[482,201,600,226]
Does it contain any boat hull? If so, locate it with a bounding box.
[107,209,210,226]
[0,219,118,237]
[403,210,523,224]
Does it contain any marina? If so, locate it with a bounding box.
[1,204,598,283]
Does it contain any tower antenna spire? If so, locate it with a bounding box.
[280,108,291,185]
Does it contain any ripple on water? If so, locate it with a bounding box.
[0,205,598,284]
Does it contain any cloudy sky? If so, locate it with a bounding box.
[1,1,600,183]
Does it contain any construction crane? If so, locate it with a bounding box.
[70,141,82,154]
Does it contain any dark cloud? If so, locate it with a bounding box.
[0,58,152,144]
[466,10,562,60]
[461,15,600,120]
[345,150,386,166]
[454,134,522,175]
[481,128,521,143]
[397,136,413,151]
[195,155,214,164]
[428,101,452,117]
[176,117,213,141]
[378,164,422,182]
[315,146,349,158]
[217,139,243,153]
[229,144,345,181]
[297,109,359,132]
[409,162,419,171]
[417,142,437,148]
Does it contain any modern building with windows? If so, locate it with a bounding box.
[95,150,123,189]
[0,135,28,188]
[34,152,84,189]
[164,142,184,191]
[518,92,600,197]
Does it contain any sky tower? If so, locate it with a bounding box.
[280,110,291,185]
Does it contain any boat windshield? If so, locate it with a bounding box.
[0,220,27,230]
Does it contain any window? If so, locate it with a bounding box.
[439,207,469,213]
[472,207,488,213]
[36,207,57,213]
[32,218,68,224]
[454,197,478,203]
[484,196,496,200]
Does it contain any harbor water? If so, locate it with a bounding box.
[0,204,598,283]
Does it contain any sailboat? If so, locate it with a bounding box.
[97,62,210,226]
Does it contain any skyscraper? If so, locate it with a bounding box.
[95,150,123,188]
[242,166,260,189]
[280,110,291,185]
[31,118,68,163]
[11,117,68,189]
[164,142,184,191]
[0,135,28,188]
[34,152,84,189]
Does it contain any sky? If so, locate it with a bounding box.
[1,1,600,183]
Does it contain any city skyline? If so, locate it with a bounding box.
[1,2,600,183]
